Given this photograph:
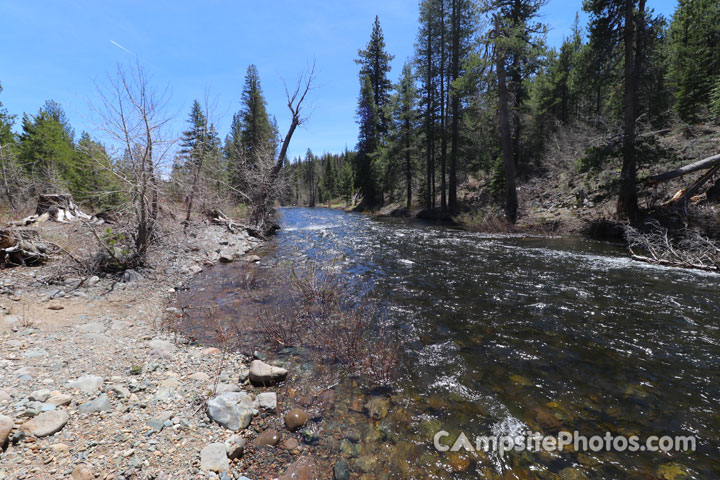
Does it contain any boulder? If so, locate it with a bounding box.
[22,410,69,437]
[200,442,229,473]
[206,392,257,431]
[249,360,287,386]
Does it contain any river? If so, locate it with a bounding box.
[189,207,720,478]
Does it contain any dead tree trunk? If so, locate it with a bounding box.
[645,153,720,185]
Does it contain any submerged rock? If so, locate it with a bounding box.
[206,392,257,431]
[253,429,280,447]
[279,456,318,480]
[284,408,309,431]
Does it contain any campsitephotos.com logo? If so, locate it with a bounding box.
[433,430,697,454]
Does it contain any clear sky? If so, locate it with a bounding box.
[0,0,678,161]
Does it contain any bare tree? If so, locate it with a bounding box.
[94,62,174,261]
[249,63,316,230]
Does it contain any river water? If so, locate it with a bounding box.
[190,207,720,478]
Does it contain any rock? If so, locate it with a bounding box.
[238,366,250,383]
[200,442,229,473]
[77,322,105,334]
[22,410,69,437]
[0,390,10,402]
[121,269,142,283]
[0,414,13,447]
[214,382,240,394]
[281,437,299,450]
[253,429,280,447]
[148,411,174,432]
[202,347,221,356]
[47,304,64,310]
[224,435,245,459]
[69,375,103,394]
[366,396,390,420]
[46,392,72,407]
[29,389,51,402]
[86,275,100,286]
[206,392,257,431]
[249,359,288,386]
[334,460,351,480]
[71,464,93,480]
[49,442,69,454]
[78,394,111,413]
[150,339,175,360]
[110,320,131,330]
[189,372,210,382]
[284,408,309,431]
[254,392,277,411]
[110,384,131,399]
[244,254,261,263]
[279,456,319,480]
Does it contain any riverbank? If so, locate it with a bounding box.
[0,220,330,479]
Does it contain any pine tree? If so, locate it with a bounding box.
[337,159,355,206]
[389,63,419,209]
[18,101,75,193]
[585,0,648,221]
[356,16,395,136]
[669,0,720,123]
[356,74,379,206]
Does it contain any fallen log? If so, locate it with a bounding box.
[9,194,103,227]
[0,228,55,267]
[644,153,720,185]
[629,250,718,272]
[662,164,720,207]
[205,209,266,238]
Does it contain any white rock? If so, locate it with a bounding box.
[29,389,51,402]
[206,392,257,431]
[69,375,104,394]
[200,442,229,472]
[249,360,288,386]
[254,392,277,411]
[149,339,175,360]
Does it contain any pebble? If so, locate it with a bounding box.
[254,392,277,411]
[224,435,245,459]
[253,429,280,447]
[29,389,51,402]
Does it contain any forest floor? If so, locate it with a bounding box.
[374,123,720,241]
[0,217,336,479]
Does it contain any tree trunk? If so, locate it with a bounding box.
[617,0,642,222]
[449,0,460,213]
[495,17,518,223]
[440,0,447,213]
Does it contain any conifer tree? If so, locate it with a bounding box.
[669,0,720,123]
[356,74,379,206]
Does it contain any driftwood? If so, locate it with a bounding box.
[0,228,55,267]
[645,153,720,185]
[662,164,720,207]
[206,209,264,238]
[625,220,720,272]
[10,194,104,227]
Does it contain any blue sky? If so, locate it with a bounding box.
[0,0,678,161]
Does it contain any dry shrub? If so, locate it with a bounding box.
[455,207,516,233]
[258,263,400,386]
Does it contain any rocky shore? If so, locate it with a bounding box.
[0,223,329,479]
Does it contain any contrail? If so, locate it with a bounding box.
[110,40,136,57]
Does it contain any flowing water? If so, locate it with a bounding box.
[188,207,720,478]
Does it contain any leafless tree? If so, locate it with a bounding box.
[249,62,316,231]
[94,62,174,261]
